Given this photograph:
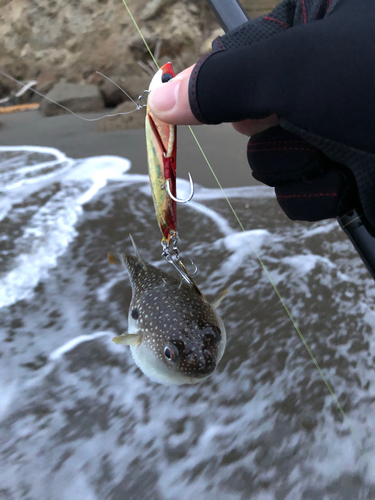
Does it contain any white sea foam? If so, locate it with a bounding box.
[50,331,114,361]
[282,254,335,275]
[218,229,271,255]
[194,184,274,200]
[302,220,339,238]
[0,147,131,308]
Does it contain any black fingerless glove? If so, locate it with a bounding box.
[189,0,375,227]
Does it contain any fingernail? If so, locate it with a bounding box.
[149,79,180,112]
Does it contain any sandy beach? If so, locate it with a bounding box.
[0,109,262,190]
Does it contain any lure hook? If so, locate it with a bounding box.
[166,172,194,203]
[162,250,194,286]
[161,238,198,286]
[176,256,198,277]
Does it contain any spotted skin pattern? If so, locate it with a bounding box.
[115,248,226,386]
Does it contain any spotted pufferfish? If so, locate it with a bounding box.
[109,237,227,385]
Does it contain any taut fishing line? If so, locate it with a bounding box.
[0,70,144,122]
[120,0,374,471]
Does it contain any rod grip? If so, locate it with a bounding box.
[205,0,249,32]
[338,210,375,280]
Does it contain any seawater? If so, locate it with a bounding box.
[1,146,375,499]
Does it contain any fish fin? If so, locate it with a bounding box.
[211,289,229,310]
[110,251,137,273]
[108,252,121,266]
[129,234,146,267]
[112,333,142,346]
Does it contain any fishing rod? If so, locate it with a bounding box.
[206,0,375,282]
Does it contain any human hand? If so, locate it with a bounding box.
[148,65,278,136]
[151,0,375,228]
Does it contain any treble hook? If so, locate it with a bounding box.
[162,251,194,286]
[176,256,198,277]
[165,173,194,203]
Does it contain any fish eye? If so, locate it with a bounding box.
[164,347,172,359]
[131,308,139,320]
[164,343,180,362]
[162,73,173,83]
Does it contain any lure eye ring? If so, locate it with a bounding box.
[162,73,173,83]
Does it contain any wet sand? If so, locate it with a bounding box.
[0,110,262,189]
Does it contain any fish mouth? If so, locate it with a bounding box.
[199,363,216,377]
[184,348,217,378]
[202,348,217,376]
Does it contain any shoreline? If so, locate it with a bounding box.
[0,110,262,189]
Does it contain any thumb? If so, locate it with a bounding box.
[148,65,201,126]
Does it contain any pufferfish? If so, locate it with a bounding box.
[109,237,227,385]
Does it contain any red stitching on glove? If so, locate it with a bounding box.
[302,0,307,23]
[277,193,338,199]
[216,38,224,50]
[263,16,290,29]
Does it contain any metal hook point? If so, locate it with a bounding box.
[177,256,198,277]
[166,172,194,203]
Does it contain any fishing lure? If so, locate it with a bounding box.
[145,62,194,282]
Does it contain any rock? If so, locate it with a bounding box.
[30,76,58,104]
[40,82,104,117]
[140,0,174,21]
[0,79,12,101]
[34,73,59,100]
[96,101,146,132]
[121,73,153,101]
[96,71,151,108]
[98,75,128,108]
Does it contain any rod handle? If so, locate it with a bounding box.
[205,0,249,32]
[338,209,375,280]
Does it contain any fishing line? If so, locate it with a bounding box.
[96,71,140,106]
[121,0,159,69]
[0,70,143,122]
[118,1,375,468]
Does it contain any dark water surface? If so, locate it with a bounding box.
[1,146,375,500]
